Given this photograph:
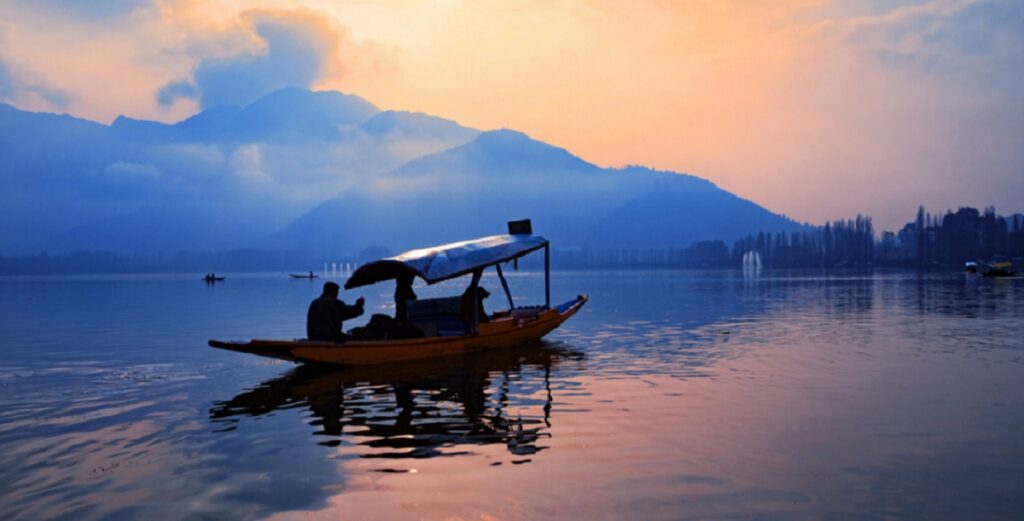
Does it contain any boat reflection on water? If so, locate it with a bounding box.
[210,342,584,461]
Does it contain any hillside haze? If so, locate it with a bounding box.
[0,88,801,257]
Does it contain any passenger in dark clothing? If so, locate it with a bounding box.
[394,273,417,322]
[306,282,364,343]
[460,285,491,327]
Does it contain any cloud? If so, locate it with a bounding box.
[29,82,70,108]
[15,0,149,20]
[0,61,13,100]
[0,58,70,109]
[835,0,1024,86]
[156,79,199,107]
[229,144,271,183]
[158,9,342,109]
[105,161,160,179]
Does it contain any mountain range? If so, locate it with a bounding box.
[0,87,802,257]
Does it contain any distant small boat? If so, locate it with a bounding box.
[964,261,978,273]
[979,261,1014,278]
[289,273,319,279]
[203,275,225,282]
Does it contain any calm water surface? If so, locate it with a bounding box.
[0,270,1022,520]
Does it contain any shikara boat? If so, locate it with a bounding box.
[209,220,587,366]
[979,261,1014,278]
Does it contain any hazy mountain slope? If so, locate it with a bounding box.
[0,89,478,254]
[391,129,600,177]
[588,170,802,247]
[270,130,802,253]
[0,103,132,251]
[266,129,618,253]
[227,87,379,142]
[53,203,285,252]
[168,105,243,142]
[1,87,800,257]
[110,87,380,143]
[361,110,476,141]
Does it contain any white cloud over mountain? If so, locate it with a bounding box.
[158,9,345,109]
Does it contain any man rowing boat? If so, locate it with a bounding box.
[307,282,364,343]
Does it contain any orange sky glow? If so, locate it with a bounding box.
[0,0,1021,229]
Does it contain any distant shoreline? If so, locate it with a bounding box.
[0,265,990,278]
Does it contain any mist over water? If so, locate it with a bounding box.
[0,270,1021,520]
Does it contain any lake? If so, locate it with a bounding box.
[0,270,1022,520]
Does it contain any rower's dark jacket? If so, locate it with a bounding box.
[306,295,364,342]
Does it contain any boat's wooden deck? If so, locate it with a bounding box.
[209,294,587,366]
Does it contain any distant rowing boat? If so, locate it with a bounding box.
[979,261,1015,278]
[289,273,319,279]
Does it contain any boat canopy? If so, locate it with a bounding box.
[345,234,548,289]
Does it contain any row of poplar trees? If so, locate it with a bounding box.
[885,206,1024,267]
[733,206,1024,269]
[731,216,875,268]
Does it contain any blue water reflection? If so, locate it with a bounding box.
[0,270,1021,520]
[210,343,584,459]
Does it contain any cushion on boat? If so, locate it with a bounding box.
[407,297,463,321]
[407,297,469,337]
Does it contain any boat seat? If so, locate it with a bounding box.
[510,306,546,318]
[406,297,462,319]
[407,297,468,337]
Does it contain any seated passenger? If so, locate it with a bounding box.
[306,282,364,343]
[460,285,491,326]
[394,273,417,323]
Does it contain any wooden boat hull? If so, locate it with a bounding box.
[209,294,587,366]
[978,261,1015,278]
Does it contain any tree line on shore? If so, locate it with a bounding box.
[730,206,1023,269]
[2,205,1022,274]
[555,205,1023,269]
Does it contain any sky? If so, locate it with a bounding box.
[0,0,1021,229]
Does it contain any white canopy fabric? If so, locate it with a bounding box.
[345,234,548,288]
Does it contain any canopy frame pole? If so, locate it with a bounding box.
[544,243,550,309]
[496,263,514,310]
[470,268,483,334]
